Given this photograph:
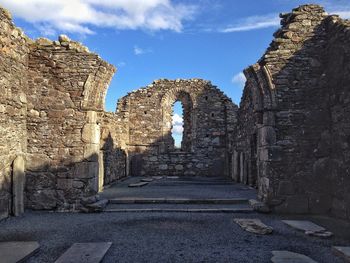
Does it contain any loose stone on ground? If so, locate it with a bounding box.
[233,218,273,235]
[141,178,154,182]
[0,241,40,263]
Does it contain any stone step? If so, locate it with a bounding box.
[55,242,112,263]
[103,207,254,213]
[109,197,249,205]
[0,241,40,263]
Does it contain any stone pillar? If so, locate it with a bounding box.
[82,111,100,192]
[98,151,104,192]
[232,150,239,182]
[12,155,25,216]
[239,152,244,183]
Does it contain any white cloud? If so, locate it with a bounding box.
[133,45,152,55]
[221,14,280,33]
[0,0,197,35]
[172,113,183,135]
[232,72,246,87]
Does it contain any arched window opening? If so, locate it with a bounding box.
[171,101,184,150]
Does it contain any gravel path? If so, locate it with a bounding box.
[0,211,349,263]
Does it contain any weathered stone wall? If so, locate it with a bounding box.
[322,16,350,219]
[0,8,29,219]
[100,111,128,186]
[25,36,115,210]
[120,79,238,177]
[234,5,350,220]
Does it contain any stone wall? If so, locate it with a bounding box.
[120,79,237,177]
[234,5,350,220]
[100,111,128,186]
[0,8,28,219]
[25,36,115,210]
[322,16,350,219]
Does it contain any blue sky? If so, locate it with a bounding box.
[2,0,350,146]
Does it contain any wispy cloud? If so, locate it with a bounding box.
[172,113,183,135]
[232,72,246,87]
[221,14,280,33]
[134,45,152,55]
[0,0,197,35]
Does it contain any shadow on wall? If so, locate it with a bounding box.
[25,133,127,211]
[233,6,350,219]
[127,131,229,177]
[101,132,127,186]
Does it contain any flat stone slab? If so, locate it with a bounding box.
[152,176,163,180]
[166,176,179,179]
[333,246,350,262]
[271,251,318,263]
[141,178,154,182]
[104,208,254,213]
[55,242,112,263]
[0,241,40,263]
[234,218,273,235]
[282,220,333,237]
[128,182,148,188]
[282,220,325,232]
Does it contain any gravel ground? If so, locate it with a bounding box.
[0,211,349,263]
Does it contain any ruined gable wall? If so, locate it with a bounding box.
[235,5,332,213]
[235,5,350,220]
[0,8,29,219]
[122,79,238,177]
[321,16,350,219]
[259,5,330,213]
[26,37,115,210]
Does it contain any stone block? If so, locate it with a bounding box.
[82,123,100,144]
[159,164,168,170]
[258,126,276,146]
[84,144,99,161]
[86,110,97,123]
[57,178,73,190]
[26,154,51,171]
[175,164,184,170]
[74,162,99,179]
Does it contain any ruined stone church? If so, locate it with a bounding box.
[1,4,350,221]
